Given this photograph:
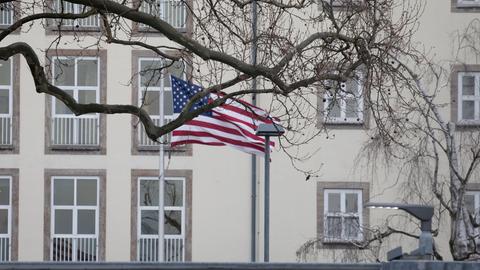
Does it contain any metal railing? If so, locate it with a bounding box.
[52,116,99,146]
[54,0,99,27]
[139,0,186,29]
[0,236,10,262]
[51,236,98,262]
[138,236,184,262]
[0,3,13,26]
[0,116,12,146]
[138,117,172,147]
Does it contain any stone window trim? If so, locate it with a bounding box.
[316,74,370,130]
[0,1,22,33]
[44,49,107,155]
[0,55,20,154]
[451,0,480,12]
[130,169,192,261]
[451,65,480,128]
[130,0,193,37]
[43,168,106,261]
[316,181,370,246]
[319,0,365,11]
[0,168,19,261]
[43,0,102,35]
[131,50,192,156]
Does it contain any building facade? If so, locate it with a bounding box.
[0,0,479,262]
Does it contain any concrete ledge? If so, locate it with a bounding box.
[381,260,480,270]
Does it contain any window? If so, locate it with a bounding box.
[323,189,363,242]
[0,2,13,27]
[0,176,11,261]
[132,52,189,154]
[137,0,187,31]
[457,0,480,7]
[51,176,99,261]
[0,58,12,146]
[323,74,364,124]
[321,0,363,8]
[52,0,99,29]
[50,56,100,147]
[137,177,185,261]
[457,72,480,123]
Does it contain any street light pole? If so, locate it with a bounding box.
[255,123,284,262]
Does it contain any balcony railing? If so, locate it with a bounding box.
[52,116,99,146]
[54,0,99,28]
[139,0,186,29]
[138,235,184,262]
[0,116,12,146]
[0,3,13,26]
[0,236,10,262]
[51,236,98,262]
[138,117,172,148]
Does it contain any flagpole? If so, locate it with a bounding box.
[250,0,258,262]
[158,74,166,262]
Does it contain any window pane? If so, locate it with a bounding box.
[165,180,183,207]
[327,192,341,213]
[325,216,342,239]
[77,179,97,206]
[54,178,74,205]
[344,216,360,239]
[346,77,359,95]
[326,98,341,118]
[140,180,159,206]
[0,209,7,234]
[141,210,158,235]
[140,60,162,87]
[0,178,9,205]
[165,210,181,235]
[55,89,74,114]
[77,59,98,86]
[164,61,185,87]
[462,100,475,120]
[345,193,358,213]
[164,91,173,116]
[345,98,359,118]
[462,75,475,96]
[141,90,160,116]
[0,59,11,86]
[77,210,96,234]
[466,194,475,214]
[54,209,73,234]
[0,89,9,114]
[78,90,97,104]
[54,58,75,86]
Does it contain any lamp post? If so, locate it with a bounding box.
[365,202,434,260]
[255,123,284,262]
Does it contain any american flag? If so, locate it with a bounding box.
[170,76,276,155]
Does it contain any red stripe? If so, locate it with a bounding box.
[212,111,258,130]
[219,104,273,123]
[187,118,267,144]
[171,140,224,147]
[213,93,268,113]
[172,130,266,152]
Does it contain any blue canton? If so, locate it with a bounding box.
[171,76,212,116]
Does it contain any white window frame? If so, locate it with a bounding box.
[50,176,99,261]
[137,176,186,261]
[0,2,13,26]
[457,72,480,123]
[139,0,186,30]
[137,58,185,147]
[323,189,363,242]
[51,56,100,146]
[0,176,11,262]
[323,73,364,124]
[457,0,480,7]
[0,59,12,146]
[53,0,100,27]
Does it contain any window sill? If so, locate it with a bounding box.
[133,145,192,156]
[46,25,101,35]
[47,145,104,155]
[322,238,363,245]
[456,121,480,128]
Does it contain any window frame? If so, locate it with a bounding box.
[45,50,107,154]
[44,169,106,261]
[0,58,13,149]
[131,169,192,261]
[131,50,191,156]
[457,72,480,124]
[0,176,12,261]
[452,0,480,12]
[46,0,101,33]
[0,169,20,261]
[323,189,363,243]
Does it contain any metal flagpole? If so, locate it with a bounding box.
[250,0,258,263]
[158,74,166,262]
